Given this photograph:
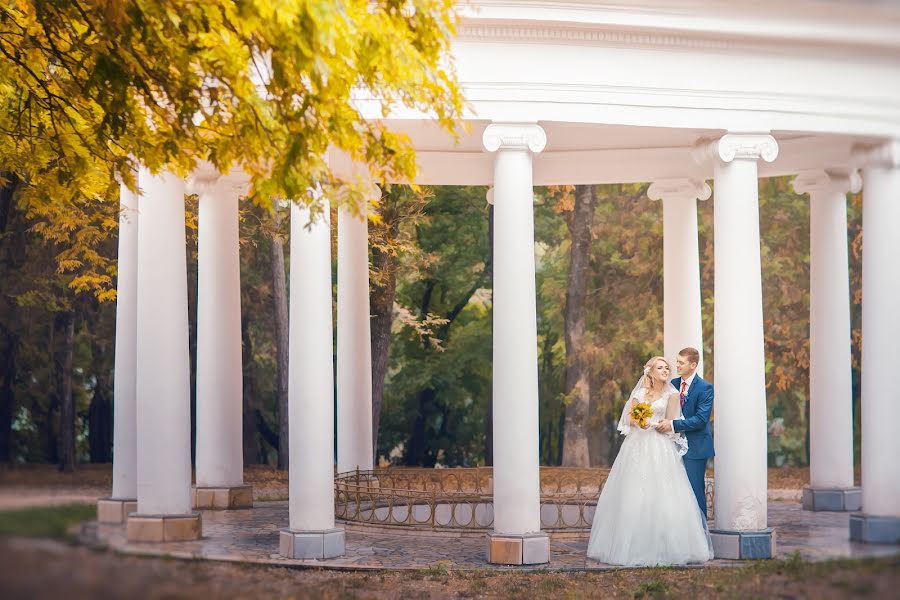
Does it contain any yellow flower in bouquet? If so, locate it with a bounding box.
[630,401,653,428]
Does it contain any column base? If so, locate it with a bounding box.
[486,532,549,565]
[710,528,776,559]
[126,513,202,542]
[279,528,345,559]
[97,497,137,524]
[802,486,861,512]
[850,513,900,545]
[192,485,253,510]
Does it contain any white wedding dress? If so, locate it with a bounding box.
[586,387,713,566]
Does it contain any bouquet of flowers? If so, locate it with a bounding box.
[630,401,653,429]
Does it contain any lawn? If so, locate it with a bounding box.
[0,504,96,539]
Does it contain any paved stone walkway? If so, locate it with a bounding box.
[82,501,899,572]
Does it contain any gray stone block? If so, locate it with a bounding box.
[278,530,293,557]
[521,533,550,565]
[279,528,346,560]
[322,529,346,558]
[292,533,325,560]
[850,514,900,545]
[710,528,774,560]
[710,530,740,559]
[802,487,862,512]
[740,530,775,559]
[844,489,862,512]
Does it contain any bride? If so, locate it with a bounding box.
[586,356,713,566]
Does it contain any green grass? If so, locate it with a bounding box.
[0,503,96,539]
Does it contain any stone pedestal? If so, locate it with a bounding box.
[97,497,137,524]
[279,528,345,560]
[802,487,861,512]
[710,528,775,560]
[850,514,900,545]
[486,532,549,565]
[127,513,202,542]
[193,485,253,510]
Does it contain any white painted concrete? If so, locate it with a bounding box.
[337,188,376,473]
[484,123,546,535]
[856,140,900,518]
[135,170,192,516]
[648,179,709,376]
[793,169,858,491]
[194,177,244,489]
[111,178,139,501]
[701,134,777,532]
[289,201,337,530]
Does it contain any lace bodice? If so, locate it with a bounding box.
[629,387,689,456]
[634,387,677,425]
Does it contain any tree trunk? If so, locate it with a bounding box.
[406,387,437,467]
[0,326,17,463]
[241,313,261,465]
[187,253,198,466]
[56,311,76,472]
[484,204,494,466]
[88,335,113,463]
[370,239,398,463]
[561,185,597,467]
[270,229,289,470]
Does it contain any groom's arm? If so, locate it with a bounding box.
[673,385,713,433]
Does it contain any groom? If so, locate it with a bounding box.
[654,347,714,519]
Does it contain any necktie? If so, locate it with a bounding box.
[680,381,687,406]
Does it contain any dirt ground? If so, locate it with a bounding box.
[0,537,896,600]
[0,464,292,508]
[0,463,823,500]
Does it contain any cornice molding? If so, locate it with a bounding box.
[647,178,711,202]
[792,169,861,196]
[482,122,547,153]
[693,134,779,165]
[852,140,900,169]
[457,24,738,52]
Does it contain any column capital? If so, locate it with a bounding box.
[648,178,711,202]
[482,123,547,153]
[693,133,778,166]
[187,162,250,197]
[852,139,900,169]
[792,169,862,196]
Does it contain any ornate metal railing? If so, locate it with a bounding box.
[335,467,715,532]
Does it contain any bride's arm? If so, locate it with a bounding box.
[664,391,680,421]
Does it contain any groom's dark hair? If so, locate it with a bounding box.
[678,347,700,366]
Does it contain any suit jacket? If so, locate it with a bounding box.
[671,375,715,460]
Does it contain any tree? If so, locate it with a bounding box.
[1,0,463,214]
[560,184,598,467]
[369,184,428,458]
[379,186,491,467]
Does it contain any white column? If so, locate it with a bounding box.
[288,202,336,531]
[111,178,139,502]
[194,174,244,491]
[697,134,778,539]
[279,199,345,559]
[483,123,546,544]
[792,170,858,499]
[854,140,900,529]
[648,179,710,376]
[337,186,376,473]
[134,169,193,516]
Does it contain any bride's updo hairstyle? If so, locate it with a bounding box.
[643,356,670,392]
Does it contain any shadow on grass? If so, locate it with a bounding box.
[0,504,96,540]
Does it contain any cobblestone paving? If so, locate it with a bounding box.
[84,502,899,572]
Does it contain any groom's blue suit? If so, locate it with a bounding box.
[670,375,714,519]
